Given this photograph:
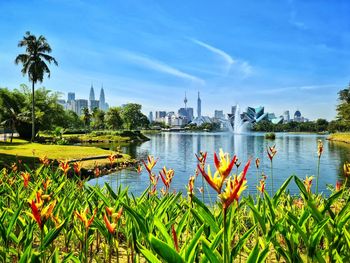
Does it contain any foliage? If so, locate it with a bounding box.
[105,107,123,130]
[337,83,350,124]
[265,132,276,139]
[0,148,349,262]
[253,119,331,133]
[120,103,149,130]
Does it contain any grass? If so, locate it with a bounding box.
[328,132,350,144]
[0,138,132,169]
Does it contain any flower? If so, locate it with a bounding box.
[257,179,265,194]
[105,206,114,216]
[214,149,237,178]
[142,155,158,174]
[11,163,18,172]
[103,207,123,235]
[255,158,260,169]
[267,145,277,161]
[303,176,314,193]
[235,158,241,169]
[293,198,304,209]
[73,161,83,175]
[336,181,342,191]
[137,164,142,174]
[21,171,30,188]
[42,178,51,191]
[195,151,208,168]
[317,140,323,158]
[344,162,350,178]
[171,225,179,252]
[107,153,116,167]
[75,208,97,229]
[59,160,70,175]
[39,155,50,166]
[219,159,251,210]
[187,176,195,197]
[30,197,57,229]
[94,166,100,177]
[159,166,175,191]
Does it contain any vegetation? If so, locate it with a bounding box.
[0,148,349,262]
[252,119,331,133]
[15,31,58,142]
[186,122,221,131]
[0,138,131,170]
[264,132,276,139]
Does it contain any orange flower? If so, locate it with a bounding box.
[267,145,277,161]
[42,178,51,191]
[142,155,158,174]
[149,184,157,196]
[257,179,265,194]
[344,162,350,177]
[73,161,83,175]
[39,155,50,166]
[171,225,179,252]
[94,166,100,177]
[137,164,142,174]
[107,153,116,167]
[105,206,114,216]
[195,151,208,168]
[75,208,97,229]
[336,181,342,191]
[219,159,251,210]
[59,160,70,175]
[11,163,18,172]
[293,198,304,209]
[187,176,195,197]
[303,176,314,193]
[104,213,116,234]
[30,197,56,229]
[159,166,175,191]
[214,149,237,178]
[255,158,260,169]
[317,140,323,158]
[21,171,30,188]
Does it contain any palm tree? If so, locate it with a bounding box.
[15,31,58,142]
[82,107,91,134]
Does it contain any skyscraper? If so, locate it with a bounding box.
[67,92,75,102]
[89,84,99,111]
[99,85,109,111]
[197,91,201,118]
[89,84,95,101]
[184,92,188,109]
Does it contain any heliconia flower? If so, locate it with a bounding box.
[111,207,123,222]
[171,225,179,252]
[30,199,57,229]
[303,176,314,193]
[103,213,116,234]
[142,155,158,174]
[257,179,265,194]
[30,200,42,229]
[59,160,70,175]
[267,145,277,161]
[137,164,142,174]
[255,158,260,169]
[42,178,51,191]
[187,176,195,197]
[293,198,304,209]
[195,151,208,168]
[21,171,30,188]
[159,166,175,191]
[11,163,18,172]
[105,206,114,216]
[149,173,159,186]
[94,166,100,177]
[344,162,350,178]
[107,153,116,167]
[198,164,222,193]
[39,155,50,166]
[75,208,97,229]
[73,161,83,175]
[336,181,342,191]
[149,184,157,195]
[214,149,237,179]
[198,187,204,194]
[317,140,323,158]
[160,188,166,196]
[219,159,251,210]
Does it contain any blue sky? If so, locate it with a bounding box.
[0,0,349,120]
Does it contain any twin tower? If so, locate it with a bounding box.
[89,85,109,111]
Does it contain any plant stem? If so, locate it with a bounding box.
[316,157,321,194]
[223,207,229,263]
[271,160,274,194]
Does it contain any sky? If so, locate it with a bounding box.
[0,0,349,120]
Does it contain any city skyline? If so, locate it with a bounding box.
[0,1,349,120]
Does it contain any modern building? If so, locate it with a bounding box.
[99,86,109,111]
[283,110,290,123]
[178,108,194,122]
[74,99,88,115]
[197,92,201,118]
[57,99,66,109]
[214,110,224,119]
[67,92,75,103]
[148,111,153,123]
[294,110,302,122]
[155,111,167,121]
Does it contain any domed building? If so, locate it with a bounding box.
[294,110,302,122]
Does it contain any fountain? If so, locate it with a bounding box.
[233,105,248,133]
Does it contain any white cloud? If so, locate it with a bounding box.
[191,38,253,77]
[119,51,205,85]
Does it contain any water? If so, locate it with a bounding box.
[89,132,350,201]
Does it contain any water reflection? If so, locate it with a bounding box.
[89,132,349,200]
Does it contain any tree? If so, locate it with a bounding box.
[82,107,91,133]
[105,107,123,130]
[15,31,58,142]
[92,108,105,130]
[120,103,149,130]
[337,83,350,124]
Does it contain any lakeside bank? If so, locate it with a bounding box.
[327,133,350,144]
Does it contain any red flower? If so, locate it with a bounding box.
[267,145,277,161]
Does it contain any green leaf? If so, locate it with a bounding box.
[294,176,309,200]
[192,196,219,234]
[184,224,204,262]
[200,228,224,263]
[201,238,221,263]
[105,182,119,201]
[154,218,173,248]
[246,243,259,263]
[138,243,162,263]
[19,245,32,263]
[149,234,184,263]
[6,201,23,240]
[51,248,60,263]
[231,226,256,260]
[122,203,148,236]
[176,210,189,237]
[42,220,66,249]
[273,176,293,206]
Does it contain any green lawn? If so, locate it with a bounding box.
[0,138,132,169]
[328,132,350,144]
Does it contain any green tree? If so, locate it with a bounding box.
[336,83,350,125]
[92,108,105,130]
[105,107,123,130]
[15,31,58,142]
[120,103,149,130]
[82,107,91,133]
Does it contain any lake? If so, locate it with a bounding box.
[89,132,350,201]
